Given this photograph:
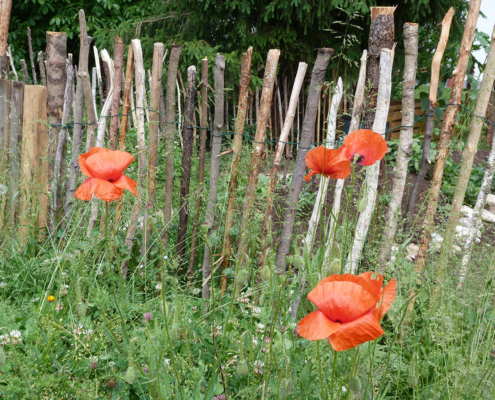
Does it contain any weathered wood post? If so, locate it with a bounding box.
[0,0,12,78]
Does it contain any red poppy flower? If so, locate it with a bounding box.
[74,147,137,202]
[304,146,351,181]
[297,272,396,351]
[342,129,388,166]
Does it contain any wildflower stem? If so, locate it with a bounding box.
[317,341,326,398]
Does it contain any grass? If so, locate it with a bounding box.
[1,119,495,399]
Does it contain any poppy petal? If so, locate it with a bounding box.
[378,278,396,319]
[113,174,137,196]
[85,150,135,181]
[74,177,95,201]
[358,271,384,296]
[308,281,377,324]
[297,309,341,341]
[74,177,123,202]
[343,129,388,166]
[327,160,352,179]
[305,146,334,172]
[304,170,318,181]
[79,147,109,177]
[328,308,384,351]
[317,274,380,302]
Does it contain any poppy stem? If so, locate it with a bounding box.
[331,348,338,400]
[317,341,326,398]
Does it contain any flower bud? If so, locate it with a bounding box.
[285,254,294,266]
[259,293,265,306]
[168,327,179,342]
[76,302,87,318]
[277,273,286,284]
[236,269,250,286]
[329,258,341,275]
[335,226,344,243]
[407,373,417,387]
[236,359,248,377]
[125,365,137,384]
[261,266,271,282]
[357,196,367,213]
[293,255,303,269]
[349,376,361,392]
[279,379,293,399]
[200,222,209,235]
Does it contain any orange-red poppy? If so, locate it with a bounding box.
[341,129,388,166]
[304,146,351,181]
[74,147,137,202]
[297,272,396,351]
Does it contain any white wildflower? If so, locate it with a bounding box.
[164,359,170,366]
[192,288,200,295]
[256,323,265,333]
[155,283,162,291]
[342,387,347,393]
[0,282,7,289]
[60,284,69,296]
[0,184,8,195]
[33,297,39,302]
[10,330,22,345]
[89,356,98,363]
[0,335,10,345]
[252,306,261,317]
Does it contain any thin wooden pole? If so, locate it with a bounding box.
[37,52,46,86]
[161,44,183,247]
[189,58,209,272]
[121,39,146,278]
[258,62,307,267]
[27,27,37,85]
[110,36,125,150]
[176,66,197,262]
[0,0,12,78]
[236,49,280,273]
[220,47,253,289]
[379,23,419,265]
[202,54,225,299]
[145,43,164,246]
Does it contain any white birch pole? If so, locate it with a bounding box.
[323,50,367,265]
[176,79,183,148]
[459,133,495,285]
[379,23,418,265]
[96,49,115,146]
[345,49,393,274]
[91,67,98,119]
[303,78,343,253]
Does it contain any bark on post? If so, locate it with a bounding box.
[275,48,334,271]
[0,0,12,78]
[189,58,208,272]
[176,66,197,262]
[38,52,47,86]
[110,36,125,150]
[121,39,146,278]
[202,54,225,299]
[303,78,343,252]
[114,45,134,227]
[161,44,183,246]
[46,31,67,235]
[406,8,455,233]
[258,62,307,267]
[78,10,97,152]
[438,24,495,272]
[345,49,393,274]
[379,23,418,265]
[94,46,105,109]
[413,0,481,280]
[322,50,368,267]
[236,49,280,272]
[21,60,29,83]
[51,62,74,232]
[145,43,164,245]
[220,47,253,286]
[27,28,37,85]
[362,7,395,129]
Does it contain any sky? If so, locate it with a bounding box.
[474,1,495,78]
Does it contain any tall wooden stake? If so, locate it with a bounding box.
[0,0,12,78]
[236,49,280,273]
[161,44,183,247]
[220,47,253,289]
[27,27,37,85]
[176,66,197,262]
[189,58,209,272]
[110,36,125,150]
[379,23,419,265]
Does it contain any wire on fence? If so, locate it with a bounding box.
[47,102,495,150]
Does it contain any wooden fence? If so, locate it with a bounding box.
[0,81,48,236]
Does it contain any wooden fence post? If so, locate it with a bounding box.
[110,36,125,150]
[0,0,12,78]
[176,66,197,263]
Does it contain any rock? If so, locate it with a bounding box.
[452,244,462,254]
[429,233,443,252]
[458,217,471,228]
[486,194,495,214]
[455,225,481,243]
[460,205,495,223]
[405,243,419,261]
